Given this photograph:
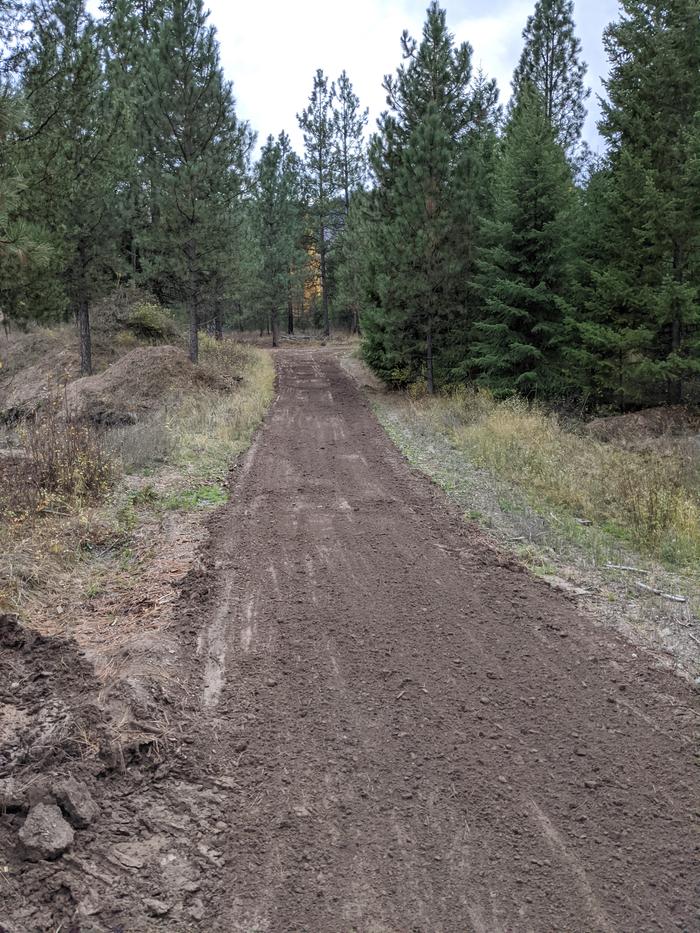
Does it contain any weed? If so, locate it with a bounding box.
[160,484,227,511]
[401,388,700,569]
[0,392,113,518]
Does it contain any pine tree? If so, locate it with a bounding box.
[511,0,589,158]
[362,2,484,391]
[471,84,575,397]
[252,132,305,346]
[332,71,368,214]
[20,0,119,373]
[100,1,163,280]
[297,69,338,337]
[588,0,700,407]
[141,0,250,362]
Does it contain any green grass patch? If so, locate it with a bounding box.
[160,484,228,511]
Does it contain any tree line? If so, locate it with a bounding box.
[1,0,698,409]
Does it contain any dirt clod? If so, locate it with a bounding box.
[54,775,99,828]
[19,803,74,861]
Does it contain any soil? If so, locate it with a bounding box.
[65,346,228,426]
[1,350,698,932]
[586,404,700,451]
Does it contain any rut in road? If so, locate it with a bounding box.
[181,349,696,932]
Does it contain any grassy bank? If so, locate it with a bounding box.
[391,388,699,568]
[0,337,275,665]
[356,368,699,676]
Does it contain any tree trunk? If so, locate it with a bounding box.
[351,306,361,336]
[271,309,279,348]
[77,245,92,376]
[287,295,294,334]
[668,242,683,405]
[426,325,434,395]
[320,225,330,337]
[214,301,223,341]
[189,299,198,363]
[78,294,92,376]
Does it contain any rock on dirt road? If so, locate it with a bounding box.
[1,349,698,932]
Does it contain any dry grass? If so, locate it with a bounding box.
[0,394,113,518]
[0,337,275,662]
[172,336,275,478]
[396,388,700,570]
[361,367,700,676]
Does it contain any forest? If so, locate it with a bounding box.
[0,0,698,410]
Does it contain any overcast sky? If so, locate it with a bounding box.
[206,0,621,155]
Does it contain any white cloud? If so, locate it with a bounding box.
[86,0,620,155]
[210,0,619,155]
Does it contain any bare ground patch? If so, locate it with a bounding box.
[341,353,700,680]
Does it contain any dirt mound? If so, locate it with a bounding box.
[586,405,700,447]
[0,326,123,422]
[0,614,109,780]
[65,345,227,426]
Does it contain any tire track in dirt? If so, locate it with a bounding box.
[179,350,697,932]
[4,348,696,932]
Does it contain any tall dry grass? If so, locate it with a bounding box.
[404,388,700,568]
[0,393,113,518]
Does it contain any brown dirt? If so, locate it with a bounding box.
[64,346,228,426]
[586,404,700,449]
[1,350,698,932]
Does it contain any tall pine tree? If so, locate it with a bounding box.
[511,0,589,159]
[141,0,250,362]
[20,0,119,372]
[471,84,575,397]
[363,2,485,391]
[332,70,368,214]
[252,132,304,347]
[297,69,337,337]
[587,0,700,407]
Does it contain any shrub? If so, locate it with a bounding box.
[105,415,175,473]
[126,303,178,343]
[0,394,113,517]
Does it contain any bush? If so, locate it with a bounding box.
[126,303,178,343]
[0,394,113,517]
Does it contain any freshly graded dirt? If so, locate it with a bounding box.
[1,349,697,931]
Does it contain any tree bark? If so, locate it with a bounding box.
[77,244,92,376]
[320,224,330,337]
[271,309,279,348]
[668,242,683,405]
[287,295,294,334]
[78,294,92,376]
[189,299,199,363]
[426,325,434,395]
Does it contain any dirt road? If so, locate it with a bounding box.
[3,349,698,931]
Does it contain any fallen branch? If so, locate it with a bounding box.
[606,563,651,575]
[633,581,687,603]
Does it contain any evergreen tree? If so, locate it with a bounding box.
[141,0,251,362]
[297,68,338,337]
[588,0,700,407]
[100,0,167,281]
[252,131,305,346]
[0,90,49,266]
[334,192,374,335]
[332,70,368,214]
[471,85,575,397]
[362,2,484,391]
[20,0,119,372]
[511,0,589,158]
